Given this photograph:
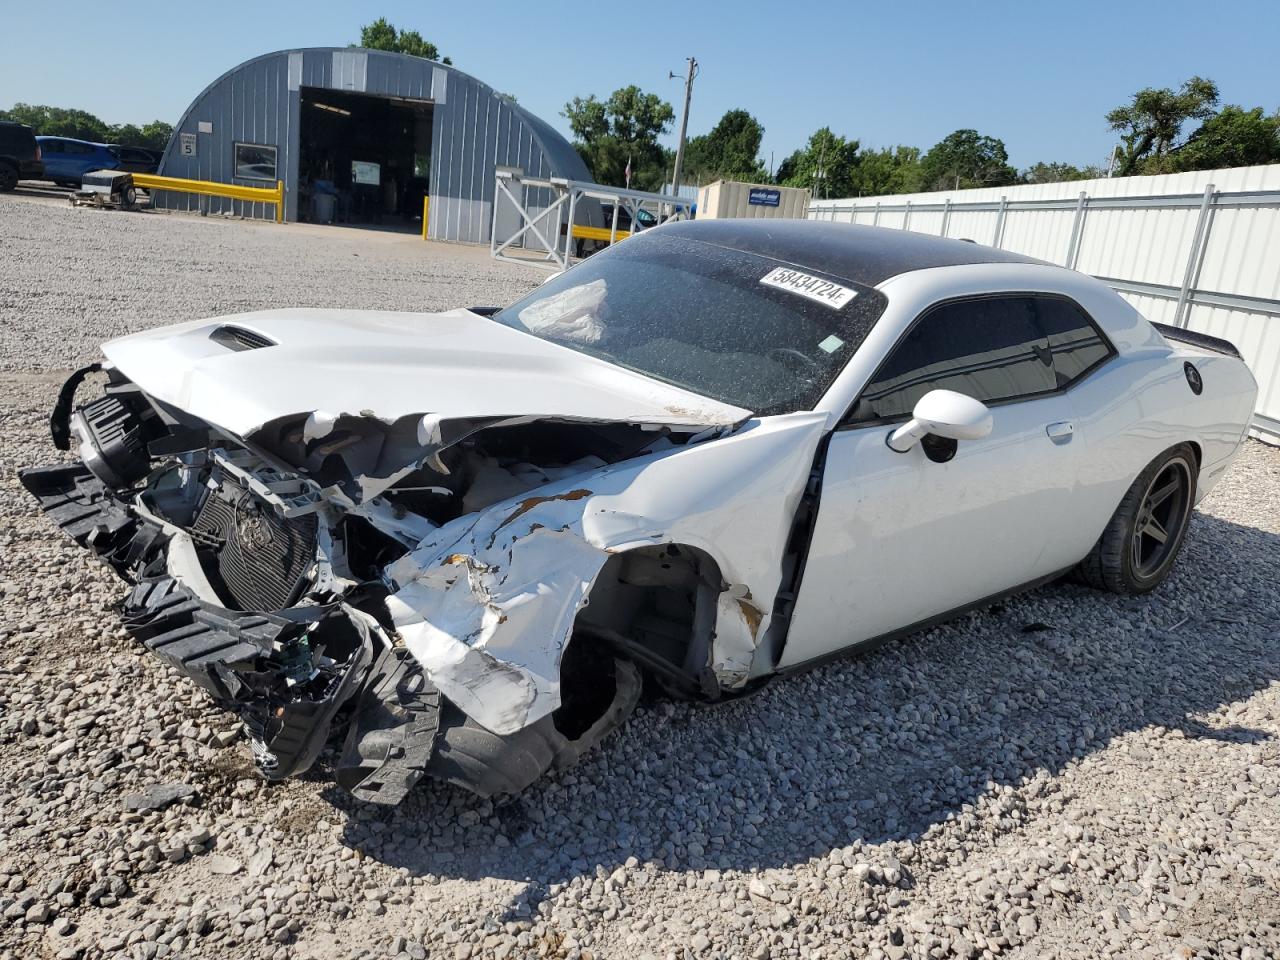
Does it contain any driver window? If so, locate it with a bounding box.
[849,296,1058,423]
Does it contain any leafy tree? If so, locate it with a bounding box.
[1,103,110,142]
[776,127,861,198]
[0,103,173,151]
[139,120,175,153]
[1172,105,1280,172]
[1106,76,1218,175]
[848,146,922,196]
[682,109,766,183]
[110,124,145,147]
[357,17,446,62]
[1020,161,1103,184]
[562,86,674,190]
[918,129,1017,191]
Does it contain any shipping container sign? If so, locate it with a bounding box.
[749,188,781,207]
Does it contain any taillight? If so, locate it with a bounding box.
[35,144,42,161]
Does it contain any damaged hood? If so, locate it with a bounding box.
[102,307,750,438]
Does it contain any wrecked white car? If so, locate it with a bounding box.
[22,221,1257,804]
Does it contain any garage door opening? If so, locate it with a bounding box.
[297,87,432,230]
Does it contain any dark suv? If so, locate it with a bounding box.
[0,121,43,191]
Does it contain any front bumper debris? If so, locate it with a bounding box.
[19,458,639,803]
[20,461,432,793]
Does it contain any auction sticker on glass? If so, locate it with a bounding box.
[759,268,857,309]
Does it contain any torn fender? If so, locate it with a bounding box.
[384,412,830,735]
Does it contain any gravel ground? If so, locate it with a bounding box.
[2,195,1278,960]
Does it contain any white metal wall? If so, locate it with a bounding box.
[809,164,1280,441]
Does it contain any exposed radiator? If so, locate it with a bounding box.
[192,480,317,611]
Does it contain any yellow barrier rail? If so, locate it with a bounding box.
[571,224,632,242]
[129,173,285,224]
[422,196,430,240]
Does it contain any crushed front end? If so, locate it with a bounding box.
[21,365,647,804]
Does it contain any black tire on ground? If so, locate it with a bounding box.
[120,186,137,210]
[0,162,18,192]
[426,653,642,797]
[1076,442,1198,594]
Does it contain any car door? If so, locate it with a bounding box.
[57,141,94,181]
[40,140,67,180]
[779,294,1085,669]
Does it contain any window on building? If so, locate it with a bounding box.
[234,142,278,181]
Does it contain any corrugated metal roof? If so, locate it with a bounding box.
[154,47,591,242]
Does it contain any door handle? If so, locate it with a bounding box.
[1046,421,1074,443]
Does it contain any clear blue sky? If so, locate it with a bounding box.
[2,0,1277,172]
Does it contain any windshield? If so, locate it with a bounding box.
[491,233,887,414]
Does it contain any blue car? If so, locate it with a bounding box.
[35,137,120,187]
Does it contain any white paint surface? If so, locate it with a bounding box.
[102,307,749,440]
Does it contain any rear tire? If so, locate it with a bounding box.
[0,162,17,192]
[1076,443,1198,594]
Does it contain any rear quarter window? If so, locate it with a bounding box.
[1034,296,1115,386]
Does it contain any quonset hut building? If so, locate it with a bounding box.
[154,47,592,242]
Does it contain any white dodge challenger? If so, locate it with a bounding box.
[22,220,1258,804]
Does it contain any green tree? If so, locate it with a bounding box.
[848,145,923,196]
[1172,105,1280,172]
[918,129,1017,191]
[357,17,445,61]
[682,109,766,183]
[138,120,174,153]
[562,86,674,190]
[1,103,111,142]
[776,127,861,198]
[110,123,144,146]
[1020,161,1103,184]
[0,104,173,151]
[1106,76,1219,175]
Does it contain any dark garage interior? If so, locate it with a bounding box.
[297,87,432,228]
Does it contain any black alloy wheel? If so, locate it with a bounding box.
[1131,458,1192,581]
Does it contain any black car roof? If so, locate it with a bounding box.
[657,218,1043,287]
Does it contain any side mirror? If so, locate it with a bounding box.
[886,389,992,453]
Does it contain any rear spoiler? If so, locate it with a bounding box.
[1151,322,1242,360]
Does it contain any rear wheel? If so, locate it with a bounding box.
[0,162,18,192]
[1077,443,1197,594]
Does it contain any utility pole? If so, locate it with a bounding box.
[814,138,826,199]
[668,57,698,197]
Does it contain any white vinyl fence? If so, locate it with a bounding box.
[809,164,1280,442]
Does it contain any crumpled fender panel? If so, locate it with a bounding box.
[384,412,829,735]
